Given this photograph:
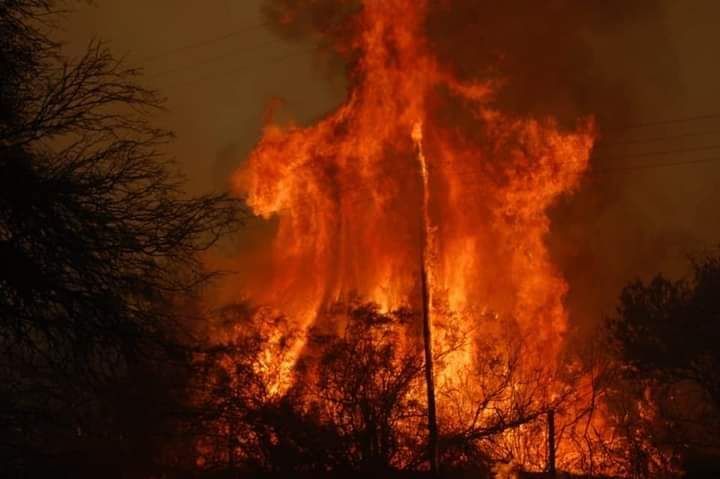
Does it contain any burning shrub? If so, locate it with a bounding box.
[305,303,428,472]
[439,316,550,468]
[190,303,298,471]
[190,302,614,477]
[192,302,427,474]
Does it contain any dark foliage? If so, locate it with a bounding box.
[0,1,242,476]
[610,252,720,419]
[608,250,720,475]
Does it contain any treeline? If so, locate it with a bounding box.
[2,2,720,478]
[606,253,720,477]
[179,270,720,479]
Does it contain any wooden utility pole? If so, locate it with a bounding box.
[420,246,439,475]
[547,409,556,477]
[413,122,440,476]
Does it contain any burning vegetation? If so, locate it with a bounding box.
[3,1,720,478]
[196,0,715,477]
[217,0,601,474]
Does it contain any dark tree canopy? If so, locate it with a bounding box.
[608,250,720,476]
[610,252,720,410]
[0,1,241,475]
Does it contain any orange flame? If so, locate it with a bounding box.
[234,0,593,381]
[229,0,597,470]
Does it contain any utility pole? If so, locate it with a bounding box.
[547,409,556,478]
[420,250,440,475]
[413,122,440,476]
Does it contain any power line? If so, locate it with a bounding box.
[434,153,720,183]
[125,14,720,139]
[598,144,720,160]
[160,46,321,89]
[153,52,720,140]
[433,145,720,185]
[152,49,720,135]
[136,37,720,130]
[133,32,720,138]
[591,156,720,175]
[138,20,272,63]
[153,46,720,139]
[596,129,720,148]
[149,56,720,143]
[123,17,720,172]
[146,38,285,79]
[603,113,720,132]
[142,19,353,86]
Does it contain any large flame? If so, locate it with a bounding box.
[234,0,593,381]
[229,0,597,470]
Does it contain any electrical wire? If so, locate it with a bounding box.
[138,21,272,63]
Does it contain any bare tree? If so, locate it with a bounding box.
[437,314,565,473]
[0,2,242,475]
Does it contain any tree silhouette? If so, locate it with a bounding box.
[610,252,720,417]
[0,2,241,475]
[609,250,720,476]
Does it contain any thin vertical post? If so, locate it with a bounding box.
[420,252,439,475]
[547,409,556,477]
[413,121,439,476]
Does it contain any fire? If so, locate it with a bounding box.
[228,0,597,471]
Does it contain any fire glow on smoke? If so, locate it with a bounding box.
[228,0,600,472]
[234,0,594,386]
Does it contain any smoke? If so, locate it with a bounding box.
[260,0,361,43]
[260,0,672,126]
